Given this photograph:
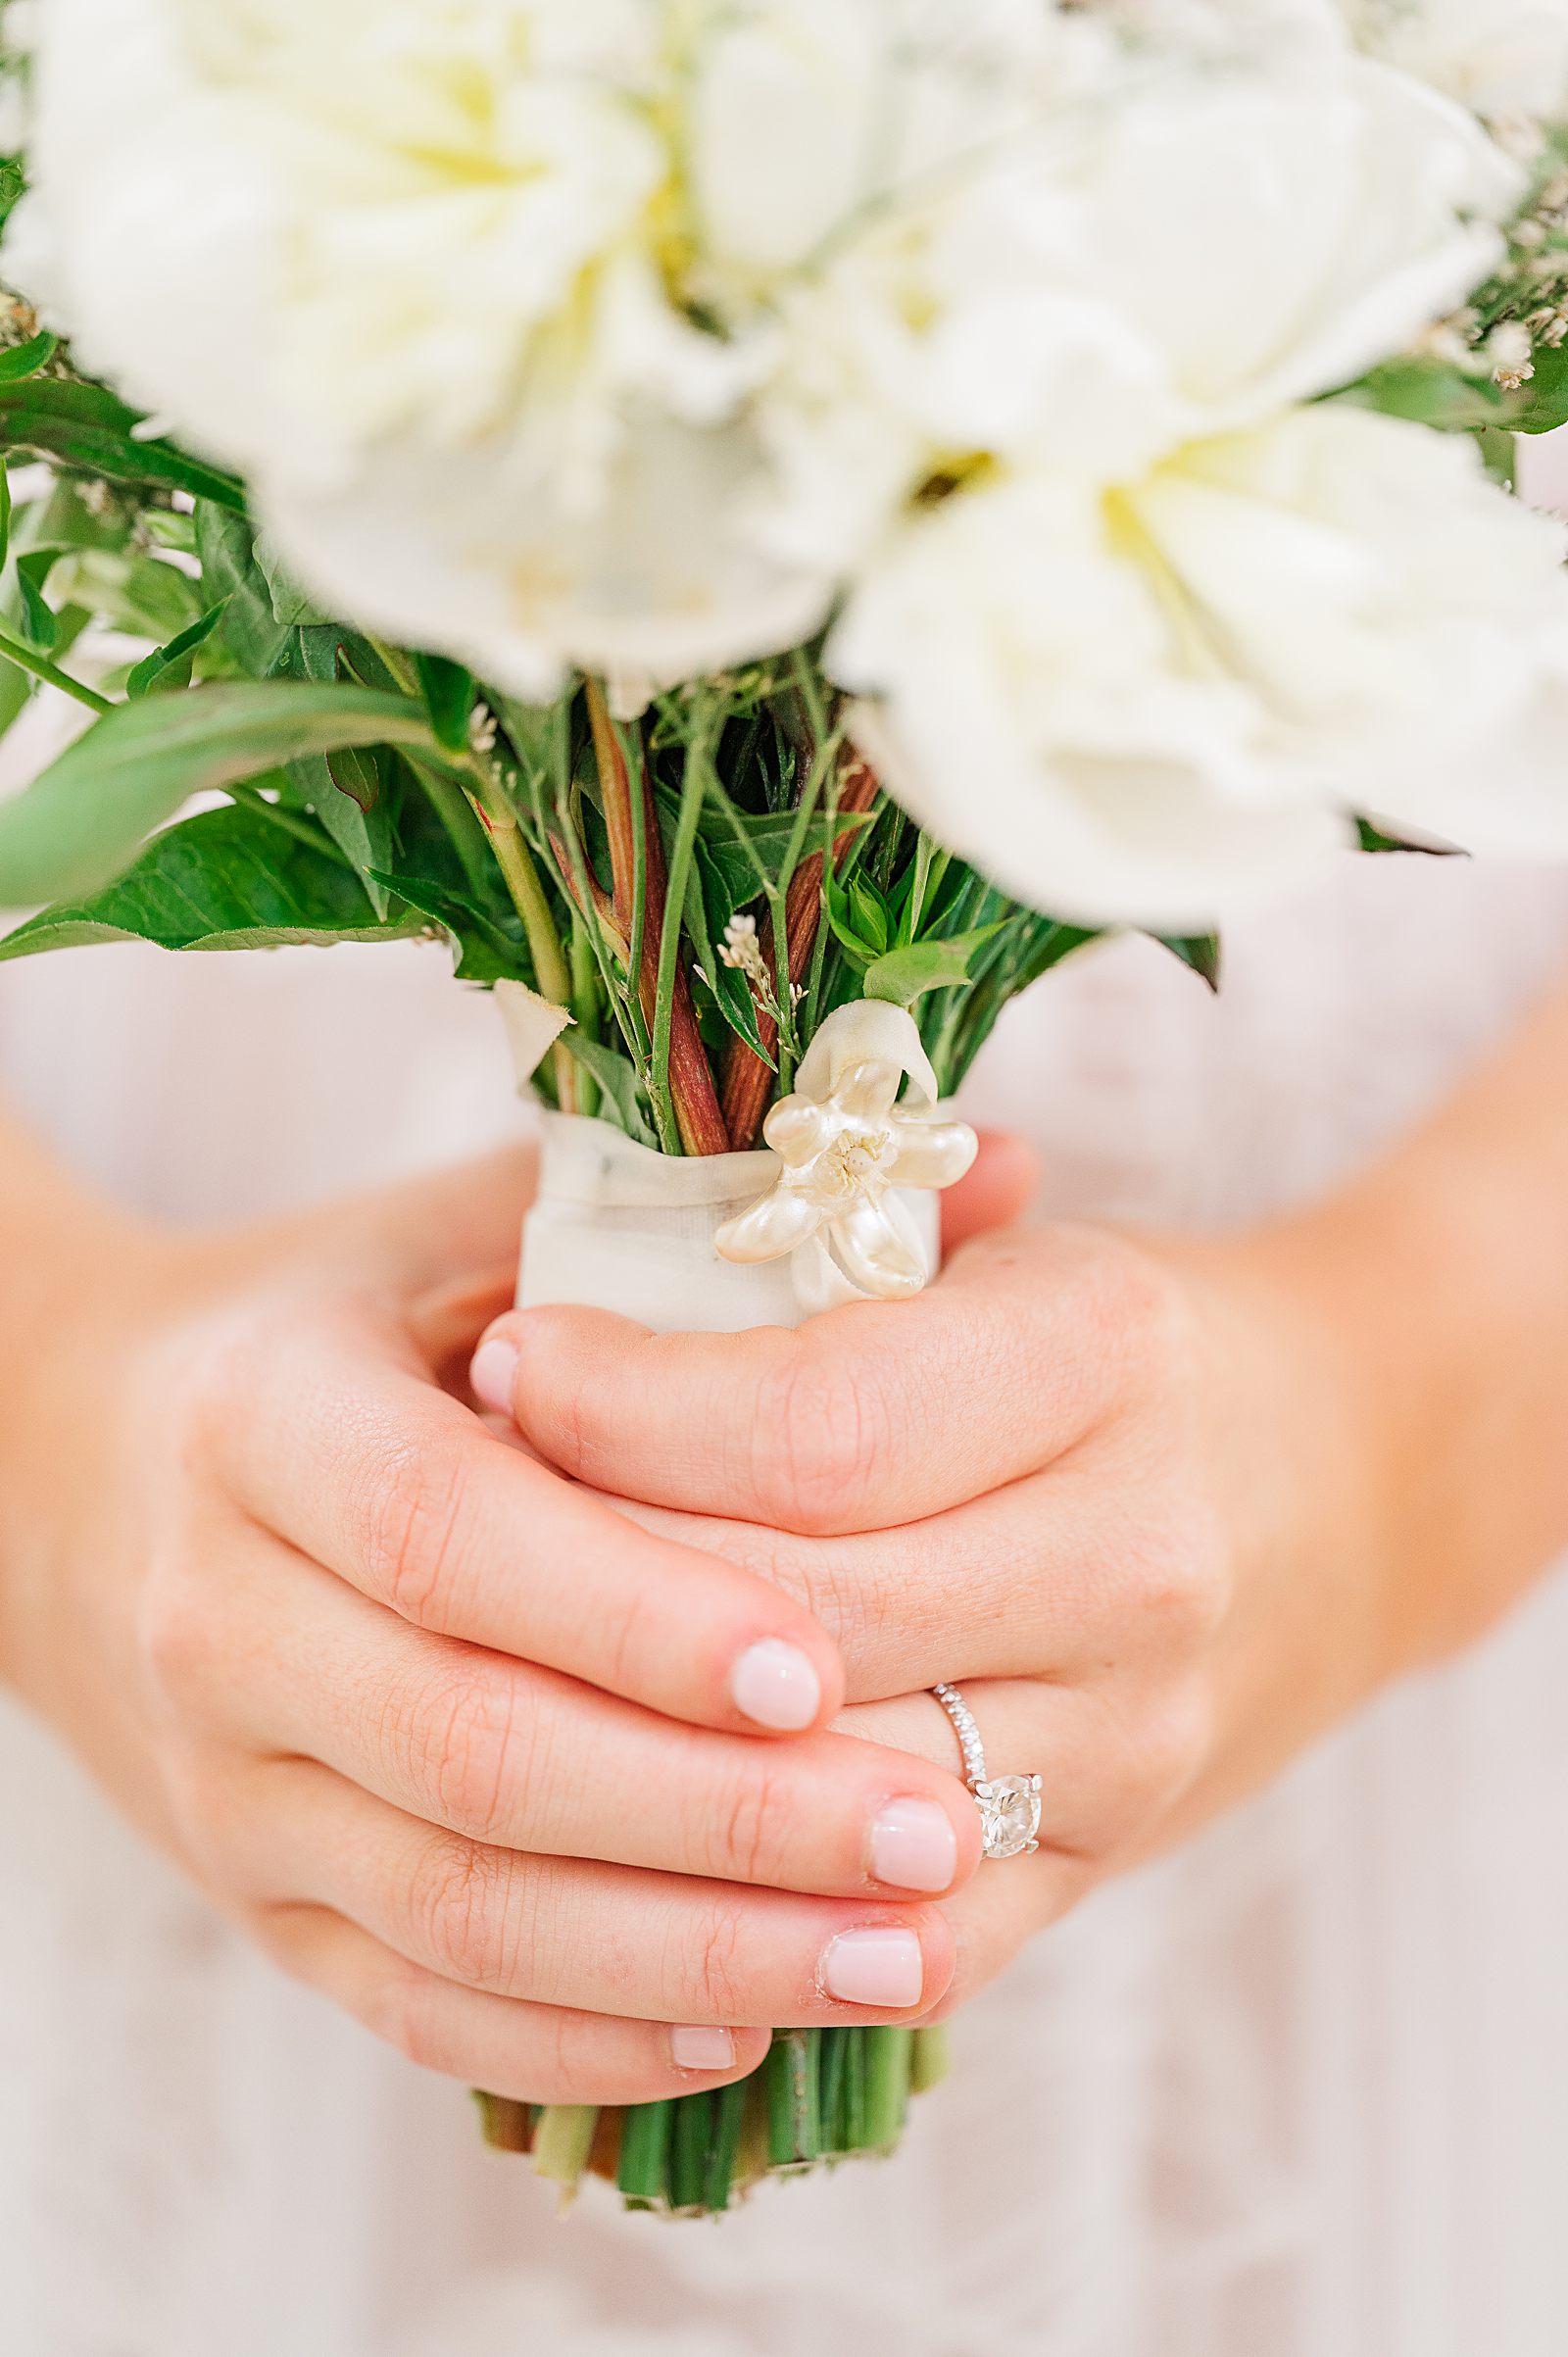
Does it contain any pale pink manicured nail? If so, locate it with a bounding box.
[671,2026,735,2072]
[731,1638,821,1732]
[822,1928,924,2010]
[469,1337,519,1417]
[870,1797,958,1893]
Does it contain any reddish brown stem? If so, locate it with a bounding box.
[585,681,730,1158]
[721,753,882,1151]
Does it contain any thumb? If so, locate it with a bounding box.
[941,1128,1040,1252]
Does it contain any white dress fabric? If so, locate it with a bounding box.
[2,851,1568,2357]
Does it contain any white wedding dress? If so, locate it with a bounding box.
[3,840,1568,2357]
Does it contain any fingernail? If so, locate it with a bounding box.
[671,2025,735,2073]
[822,1928,924,2010]
[731,1638,821,1732]
[870,1797,958,1893]
[469,1336,519,1418]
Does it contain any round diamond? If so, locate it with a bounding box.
[977,1775,1042,1861]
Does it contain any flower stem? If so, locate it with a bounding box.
[766,2030,823,2169]
[471,2091,533,2153]
[721,749,881,1149]
[703,2079,751,2214]
[910,2022,952,2095]
[0,621,112,713]
[861,2027,913,2153]
[616,2098,674,2206]
[669,2091,713,2213]
[465,761,577,1111]
[532,2104,599,2201]
[588,677,727,1156]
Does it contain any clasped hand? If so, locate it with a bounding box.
[0,1135,1379,2104]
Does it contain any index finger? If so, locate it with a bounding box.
[483,1227,1144,1537]
[206,1311,845,1738]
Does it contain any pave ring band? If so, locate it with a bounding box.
[931,1683,1043,1861]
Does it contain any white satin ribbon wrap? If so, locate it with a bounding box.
[505,994,974,1333]
[516,1112,942,1332]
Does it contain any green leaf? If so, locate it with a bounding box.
[1511,338,1568,436]
[196,503,293,677]
[0,804,426,959]
[691,807,806,909]
[1343,344,1568,441]
[689,836,774,1063]
[0,680,435,906]
[126,600,229,699]
[365,864,525,984]
[1355,816,1460,858]
[290,746,395,918]
[255,535,333,629]
[562,1034,657,1148]
[0,333,59,386]
[862,923,1005,1007]
[1154,933,1222,992]
[699,943,774,1064]
[0,380,245,509]
[14,547,59,650]
[287,627,399,912]
[1342,359,1523,432]
[415,652,474,755]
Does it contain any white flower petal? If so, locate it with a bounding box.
[833,404,1568,933]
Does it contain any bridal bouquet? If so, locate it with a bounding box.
[2,0,1568,2215]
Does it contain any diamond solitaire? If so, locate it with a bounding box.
[930,1685,1043,1862]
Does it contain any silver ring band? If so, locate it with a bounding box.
[931,1683,1043,1861]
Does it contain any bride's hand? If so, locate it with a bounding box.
[0,1147,978,2102]
[477,1172,1414,2017]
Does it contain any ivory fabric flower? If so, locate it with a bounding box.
[714,1003,977,1302]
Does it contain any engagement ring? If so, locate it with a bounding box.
[931,1683,1042,1861]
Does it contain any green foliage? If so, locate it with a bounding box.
[415,652,475,754]
[0,804,425,959]
[562,1034,658,1147]
[863,926,1004,1008]
[126,603,229,699]
[0,377,244,507]
[0,681,437,904]
[0,332,58,385]
[0,351,1184,1141]
[1155,933,1222,992]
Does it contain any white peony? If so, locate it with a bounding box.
[753,39,1517,584]
[8,0,1097,695]
[1345,0,1568,119]
[8,0,852,692]
[805,42,1548,932]
[831,408,1568,931]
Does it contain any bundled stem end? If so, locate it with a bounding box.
[504,2026,947,2220]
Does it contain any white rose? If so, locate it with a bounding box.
[829,407,1568,931]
